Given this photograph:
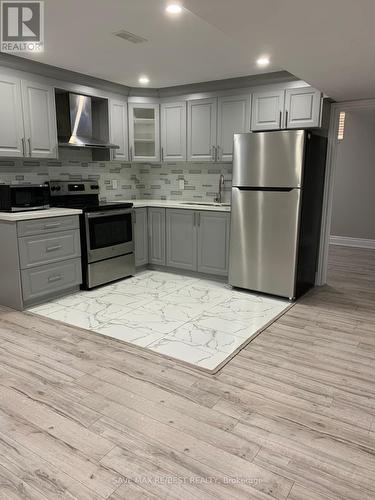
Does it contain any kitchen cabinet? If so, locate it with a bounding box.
[217,95,251,161]
[160,101,187,162]
[187,98,217,161]
[0,74,24,157]
[197,211,230,276]
[133,208,148,267]
[109,99,128,161]
[251,87,322,131]
[148,207,166,265]
[128,103,160,162]
[251,90,285,131]
[21,80,58,159]
[166,209,197,271]
[285,87,322,129]
[0,75,57,158]
[165,209,230,275]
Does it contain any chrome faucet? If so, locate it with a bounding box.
[215,174,225,203]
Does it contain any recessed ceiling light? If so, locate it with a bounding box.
[166,4,183,14]
[256,56,270,67]
[138,76,150,85]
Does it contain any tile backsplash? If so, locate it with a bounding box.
[0,156,232,203]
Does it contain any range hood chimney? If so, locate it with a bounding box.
[56,93,119,149]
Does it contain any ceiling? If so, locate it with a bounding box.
[20,0,281,89]
[183,0,375,101]
[20,0,375,100]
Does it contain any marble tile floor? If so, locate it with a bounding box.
[28,270,292,373]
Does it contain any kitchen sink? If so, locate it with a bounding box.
[182,202,231,207]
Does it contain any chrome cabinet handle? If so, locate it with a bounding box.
[285,110,289,129]
[211,146,215,162]
[161,147,164,162]
[216,145,220,162]
[48,275,62,283]
[46,245,62,252]
[44,222,61,229]
[129,146,133,161]
[21,138,25,156]
[133,210,136,223]
[279,111,282,129]
[197,212,201,226]
[28,138,32,157]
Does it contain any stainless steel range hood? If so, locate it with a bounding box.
[56,93,119,149]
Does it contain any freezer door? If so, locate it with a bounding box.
[232,130,305,188]
[229,187,301,298]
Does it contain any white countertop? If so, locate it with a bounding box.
[0,207,82,222]
[116,199,231,212]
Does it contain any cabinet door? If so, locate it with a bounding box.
[110,99,128,161]
[251,90,285,131]
[285,87,322,129]
[197,211,230,276]
[128,103,160,162]
[166,209,197,271]
[187,98,217,161]
[0,74,25,157]
[217,95,251,161]
[133,208,148,267]
[148,208,166,265]
[160,101,186,162]
[21,80,58,158]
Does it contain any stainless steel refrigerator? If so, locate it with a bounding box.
[229,129,327,300]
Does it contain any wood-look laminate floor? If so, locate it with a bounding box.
[0,245,374,500]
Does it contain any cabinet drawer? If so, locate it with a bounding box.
[17,216,79,237]
[19,229,81,269]
[21,258,82,303]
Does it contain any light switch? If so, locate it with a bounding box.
[112,179,118,189]
[178,179,185,190]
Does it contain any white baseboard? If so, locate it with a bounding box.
[330,235,375,249]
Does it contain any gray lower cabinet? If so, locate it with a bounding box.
[166,209,197,271]
[197,211,230,276]
[165,209,230,276]
[133,208,148,267]
[148,207,166,265]
[0,215,82,310]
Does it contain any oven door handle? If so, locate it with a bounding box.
[85,209,133,219]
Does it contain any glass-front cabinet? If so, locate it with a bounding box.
[128,102,160,162]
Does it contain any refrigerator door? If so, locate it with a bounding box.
[232,130,305,188]
[229,187,301,298]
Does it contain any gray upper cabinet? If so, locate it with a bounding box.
[0,75,57,158]
[133,208,148,267]
[109,99,128,161]
[148,207,166,265]
[128,102,160,162]
[166,209,197,271]
[21,80,58,159]
[217,95,251,162]
[251,90,285,131]
[160,101,187,162]
[285,87,322,129]
[0,73,24,157]
[187,98,217,162]
[197,211,230,276]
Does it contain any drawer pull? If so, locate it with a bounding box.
[46,245,62,252]
[44,223,61,229]
[48,275,62,283]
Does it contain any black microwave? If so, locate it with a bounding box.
[0,184,50,212]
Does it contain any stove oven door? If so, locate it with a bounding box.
[85,208,133,263]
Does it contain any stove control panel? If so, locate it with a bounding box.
[49,181,100,196]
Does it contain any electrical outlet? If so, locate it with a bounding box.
[178,179,185,190]
[112,179,118,189]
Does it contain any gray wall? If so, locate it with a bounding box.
[331,108,375,240]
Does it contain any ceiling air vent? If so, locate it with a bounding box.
[113,30,148,44]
